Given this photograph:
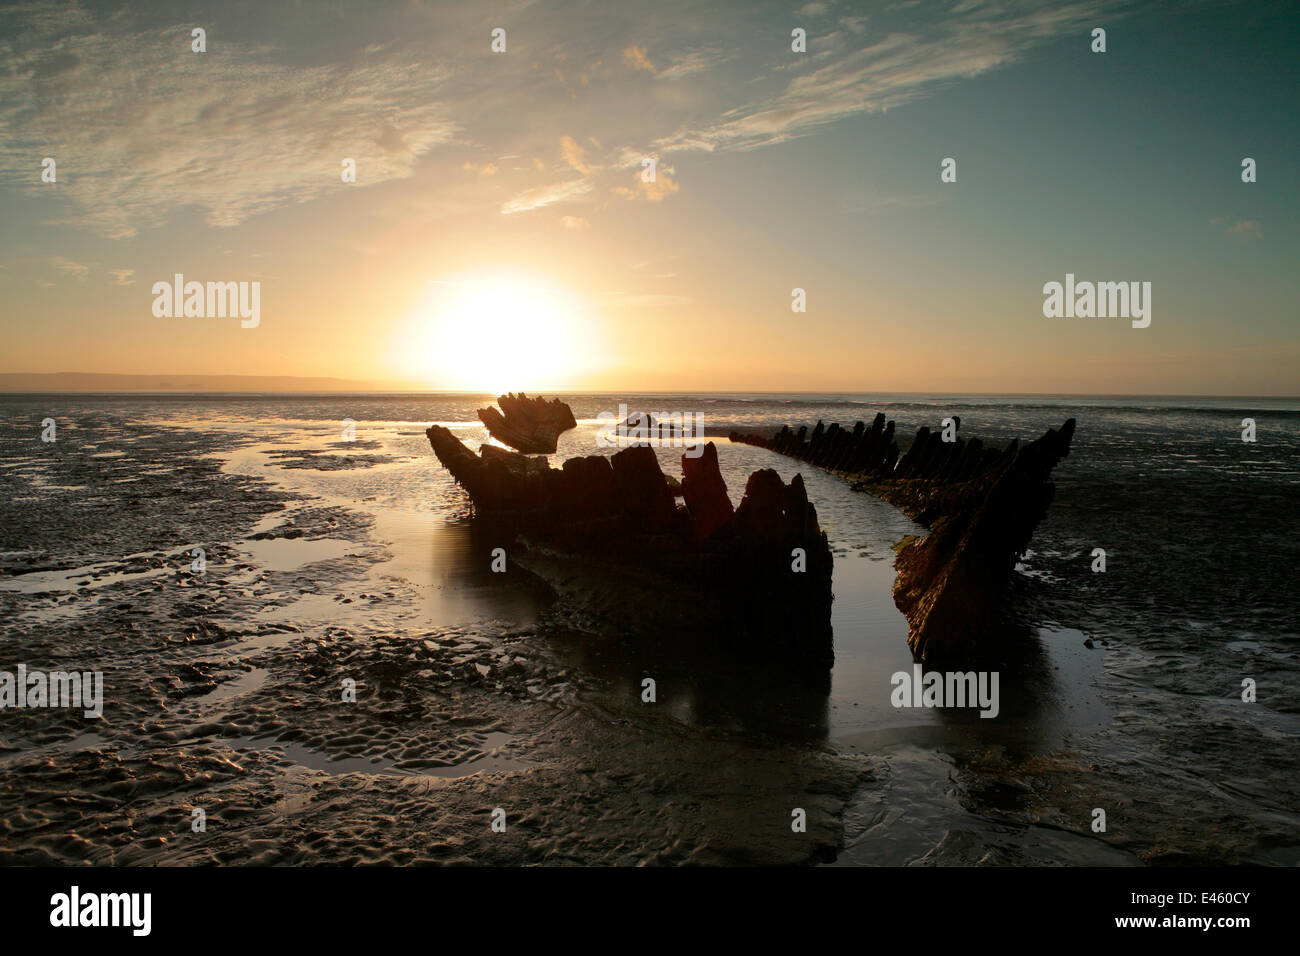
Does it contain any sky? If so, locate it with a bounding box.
[1,0,1296,395]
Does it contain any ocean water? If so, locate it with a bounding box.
[0,392,1296,865]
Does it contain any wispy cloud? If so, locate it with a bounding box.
[655,1,1124,154]
[501,178,592,215]
[49,256,90,282]
[621,45,656,74]
[0,10,457,237]
[655,47,733,80]
[639,170,680,201]
[0,0,1127,239]
[560,135,593,174]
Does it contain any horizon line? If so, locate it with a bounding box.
[0,372,1296,401]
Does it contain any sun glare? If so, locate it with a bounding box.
[394,272,602,393]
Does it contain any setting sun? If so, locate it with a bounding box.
[394,272,604,393]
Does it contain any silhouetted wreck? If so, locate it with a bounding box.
[476,392,577,454]
[730,415,1076,663]
[427,426,834,663]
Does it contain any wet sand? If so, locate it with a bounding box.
[0,404,1290,865]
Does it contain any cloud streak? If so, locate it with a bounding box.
[0,8,457,236]
[0,0,1127,237]
[501,178,592,215]
[655,1,1124,154]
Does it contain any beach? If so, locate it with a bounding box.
[0,392,1296,865]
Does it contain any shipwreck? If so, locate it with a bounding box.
[427,416,835,663]
[476,392,577,454]
[432,389,1074,666]
[729,414,1076,663]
